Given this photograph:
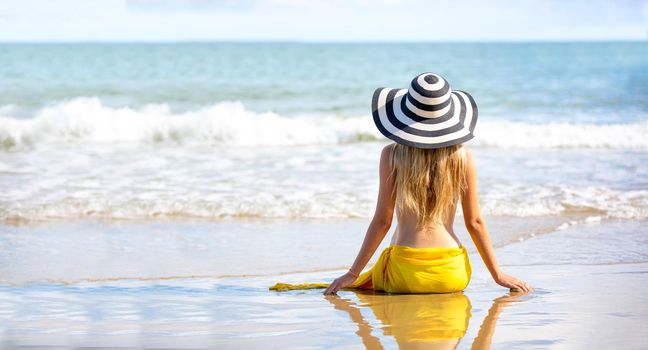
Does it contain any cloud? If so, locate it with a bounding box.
[125,0,405,12]
[126,0,258,12]
[0,0,645,41]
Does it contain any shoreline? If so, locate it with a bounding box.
[0,219,647,348]
[0,215,617,285]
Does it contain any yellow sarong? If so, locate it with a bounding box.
[270,245,471,294]
[353,291,472,342]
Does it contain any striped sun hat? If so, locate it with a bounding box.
[371,72,478,149]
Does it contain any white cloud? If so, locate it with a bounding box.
[0,0,645,41]
[126,0,258,12]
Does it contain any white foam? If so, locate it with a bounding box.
[0,98,381,150]
[0,98,647,150]
[473,120,648,149]
[1,183,646,224]
[480,184,648,219]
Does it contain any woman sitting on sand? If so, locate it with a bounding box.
[271,73,532,295]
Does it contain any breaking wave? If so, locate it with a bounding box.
[0,98,647,150]
[1,184,646,225]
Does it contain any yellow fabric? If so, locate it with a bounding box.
[354,291,472,341]
[269,244,471,294]
[269,282,330,291]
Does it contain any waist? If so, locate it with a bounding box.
[386,244,468,260]
[392,226,462,249]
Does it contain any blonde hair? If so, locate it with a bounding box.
[390,144,467,226]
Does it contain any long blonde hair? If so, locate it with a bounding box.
[390,144,467,226]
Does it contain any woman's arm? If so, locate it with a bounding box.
[461,147,532,293]
[324,144,396,295]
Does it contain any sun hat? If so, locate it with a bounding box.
[371,72,478,149]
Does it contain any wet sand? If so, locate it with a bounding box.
[0,219,646,349]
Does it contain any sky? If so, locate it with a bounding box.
[0,0,647,42]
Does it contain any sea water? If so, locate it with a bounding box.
[0,42,647,224]
[0,42,647,348]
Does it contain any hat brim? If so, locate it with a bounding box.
[371,87,478,149]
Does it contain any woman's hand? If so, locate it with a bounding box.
[323,272,358,295]
[494,272,533,293]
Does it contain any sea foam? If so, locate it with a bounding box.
[0,98,648,150]
[0,98,379,149]
[1,183,646,224]
[0,98,647,150]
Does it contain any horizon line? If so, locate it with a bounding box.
[0,38,646,45]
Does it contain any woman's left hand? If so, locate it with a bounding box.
[323,272,358,295]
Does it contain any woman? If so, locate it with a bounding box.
[271,72,532,295]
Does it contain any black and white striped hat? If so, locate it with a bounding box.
[371,73,478,149]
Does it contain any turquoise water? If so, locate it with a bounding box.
[1,42,647,121]
[1,42,648,348]
[0,42,647,223]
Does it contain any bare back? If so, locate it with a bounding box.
[388,144,464,248]
[326,141,533,295]
[391,204,462,248]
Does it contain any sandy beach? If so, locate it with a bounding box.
[0,218,646,349]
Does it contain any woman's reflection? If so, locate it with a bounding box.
[326,290,528,350]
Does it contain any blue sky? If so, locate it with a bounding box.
[0,0,646,42]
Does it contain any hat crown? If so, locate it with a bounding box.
[407,73,452,112]
[371,71,478,149]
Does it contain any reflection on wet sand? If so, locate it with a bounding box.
[326,291,528,350]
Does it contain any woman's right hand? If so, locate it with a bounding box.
[323,272,358,295]
[494,272,533,293]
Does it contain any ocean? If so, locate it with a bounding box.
[0,42,647,348]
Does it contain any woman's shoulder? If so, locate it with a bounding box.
[382,142,397,151]
[460,145,473,161]
[380,142,396,158]
[379,143,397,171]
[460,145,477,175]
